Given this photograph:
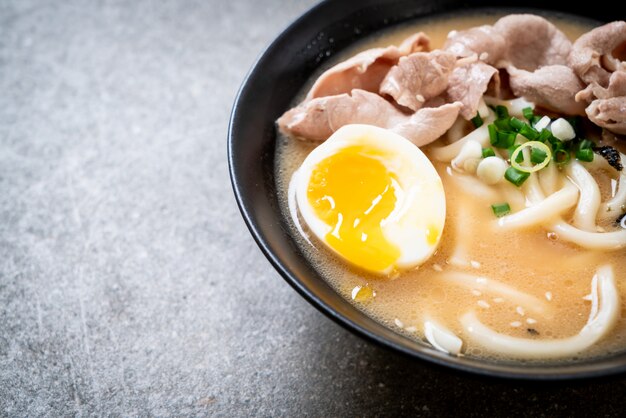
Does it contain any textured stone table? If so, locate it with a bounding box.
[2,0,626,416]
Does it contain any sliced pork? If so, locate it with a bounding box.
[569,22,626,135]
[379,50,456,111]
[444,15,571,71]
[278,89,461,146]
[507,65,586,115]
[576,71,626,102]
[443,25,505,65]
[305,32,430,100]
[447,61,498,119]
[493,14,572,71]
[393,102,463,146]
[569,21,626,87]
[586,97,626,135]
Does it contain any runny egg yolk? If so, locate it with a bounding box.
[307,144,400,272]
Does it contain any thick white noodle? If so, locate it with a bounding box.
[522,173,626,249]
[598,173,626,224]
[538,160,560,197]
[522,171,545,205]
[549,221,626,249]
[429,121,492,162]
[439,272,551,316]
[498,182,526,212]
[447,205,474,268]
[446,117,468,143]
[460,265,619,359]
[424,318,463,355]
[448,171,501,201]
[567,161,601,232]
[496,183,579,230]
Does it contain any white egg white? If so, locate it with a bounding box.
[293,124,446,275]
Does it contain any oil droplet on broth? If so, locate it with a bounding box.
[352,284,376,302]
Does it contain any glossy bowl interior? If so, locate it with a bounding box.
[228,0,624,379]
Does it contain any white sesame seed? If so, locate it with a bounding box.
[432,263,443,272]
[394,318,404,328]
[470,260,481,269]
[516,306,525,316]
[477,300,490,309]
[510,321,522,327]
[493,297,504,303]
[448,30,458,39]
[405,326,417,332]
[471,289,482,297]
[416,94,425,102]
[545,291,553,301]
[526,318,537,324]
[479,52,489,61]
[582,294,593,301]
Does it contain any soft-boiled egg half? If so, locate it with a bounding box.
[293,124,446,276]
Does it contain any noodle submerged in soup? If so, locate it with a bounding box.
[275,12,626,362]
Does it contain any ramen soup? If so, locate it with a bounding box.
[275,12,626,362]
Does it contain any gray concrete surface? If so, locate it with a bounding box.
[2,0,626,416]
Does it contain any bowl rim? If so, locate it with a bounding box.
[228,0,626,380]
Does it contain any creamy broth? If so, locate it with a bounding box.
[275,12,626,363]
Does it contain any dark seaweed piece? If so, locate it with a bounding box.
[593,146,623,171]
[527,328,539,336]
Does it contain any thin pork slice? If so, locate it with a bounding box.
[443,25,505,65]
[586,97,626,135]
[393,102,463,146]
[569,21,626,87]
[379,50,456,111]
[493,14,572,71]
[277,89,461,146]
[447,61,498,119]
[305,32,430,100]
[507,65,586,115]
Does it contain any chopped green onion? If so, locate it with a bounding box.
[490,128,517,148]
[482,147,496,158]
[508,144,524,163]
[471,112,484,128]
[494,118,512,131]
[495,105,509,120]
[548,136,565,152]
[576,148,594,162]
[578,139,594,150]
[488,124,497,145]
[509,117,525,131]
[531,147,548,164]
[505,166,531,186]
[491,202,511,218]
[553,148,571,165]
[537,129,553,143]
[510,141,552,173]
[522,107,534,120]
[518,123,540,140]
[531,115,543,126]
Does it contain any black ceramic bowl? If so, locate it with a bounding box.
[229,0,622,379]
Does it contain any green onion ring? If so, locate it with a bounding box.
[510,141,552,173]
